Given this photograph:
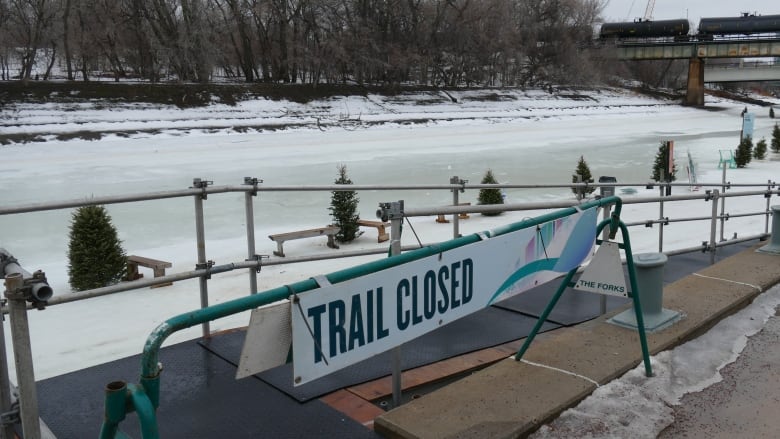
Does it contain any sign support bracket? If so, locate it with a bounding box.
[514,211,654,378]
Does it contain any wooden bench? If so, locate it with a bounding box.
[126,255,173,288]
[436,202,471,223]
[268,226,340,257]
[357,219,390,242]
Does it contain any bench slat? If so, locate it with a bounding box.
[268,226,340,257]
[269,226,340,242]
[127,255,172,269]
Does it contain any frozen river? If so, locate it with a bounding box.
[1,87,779,382]
[3,90,778,280]
[2,87,780,438]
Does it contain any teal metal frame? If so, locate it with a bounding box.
[513,205,654,378]
[99,196,629,438]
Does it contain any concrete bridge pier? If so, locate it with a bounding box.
[686,57,705,106]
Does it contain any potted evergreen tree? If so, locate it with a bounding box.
[329,164,361,242]
[68,205,127,291]
[772,124,780,153]
[754,138,767,160]
[477,169,504,216]
[572,156,595,199]
[734,136,753,168]
[651,141,677,183]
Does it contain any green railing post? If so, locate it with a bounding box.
[514,268,578,361]
[514,197,653,379]
[616,222,654,377]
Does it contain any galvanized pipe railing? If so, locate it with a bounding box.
[0,177,777,438]
[1,181,775,216]
[3,188,778,314]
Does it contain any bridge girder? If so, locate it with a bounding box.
[613,40,780,60]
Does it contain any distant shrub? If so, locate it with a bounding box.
[772,124,780,153]
[478,169,504,216]
[734,136,753,168]
[329,164,360,243]
[651,141,677,182]
[754,138,767,160]
[572,155,595,198]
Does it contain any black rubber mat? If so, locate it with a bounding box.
[201,306,560,402]
[36,339,381,439]
[493,283,631,326]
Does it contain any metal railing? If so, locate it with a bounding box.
[1,175,779,438]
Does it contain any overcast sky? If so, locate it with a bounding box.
[601,0,779,24]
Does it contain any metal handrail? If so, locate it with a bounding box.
[1,181,775,216]
[2,178,779,438]
[3,186,778,312]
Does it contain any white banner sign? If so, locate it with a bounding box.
[291,207,597,385]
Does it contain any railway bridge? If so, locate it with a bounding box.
[610,39,780,105]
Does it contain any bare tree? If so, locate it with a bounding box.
[213,0,257,81]
[0,0,12,80]
[7,0,59,80]
[2,0,609,86]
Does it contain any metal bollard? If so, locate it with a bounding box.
[609,253,681,333]
[757,205,780,254]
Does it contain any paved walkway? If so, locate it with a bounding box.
[659,307,780,438]
[375,244,780,438]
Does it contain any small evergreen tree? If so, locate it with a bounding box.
[770,107,775,119]
[477,169,504,216]
[651,141,677,182]
[772,123,780,153]
[754,137,767,160]
[329,164,360,242]
[68,205,127,291]
[571,155,595,198]
[734,136,753,168]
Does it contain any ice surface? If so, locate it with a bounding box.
[2,88,780,437]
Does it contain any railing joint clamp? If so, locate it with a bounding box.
[247,254,269,273]
[196,260,215,278]
[243,177,263,196]
[0,402,20,425]
[191,178,213,200]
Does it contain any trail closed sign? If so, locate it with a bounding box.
[291,207,598,385]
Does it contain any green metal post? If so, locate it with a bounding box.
[99,381,126,439]
[100,381,159,439]
[617,222,654,377]
[514,268,578,361]
[128,383,159,439]
[514,202,653,379]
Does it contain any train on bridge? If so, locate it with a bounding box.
[600,13,780,41]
